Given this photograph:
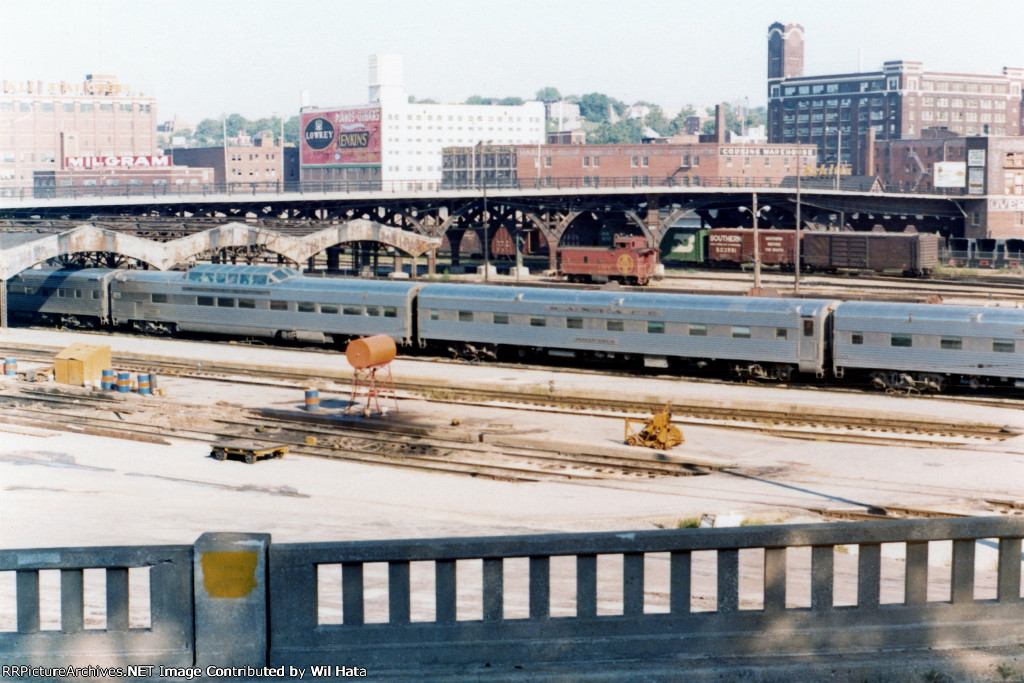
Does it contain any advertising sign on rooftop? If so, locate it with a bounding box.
[300,107,381,167]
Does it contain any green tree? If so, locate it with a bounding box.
[465,95,489,105]
[409,95,438,103]
[535,87,561,102]
[283,116,300,145]
[578,92,626,123]
[668,105,697,135]
[587,119,642,144]
[644,106,671,137]
[498,96,524,106]
[194,118,224,145]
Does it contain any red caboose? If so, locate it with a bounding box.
[558,236,661,285]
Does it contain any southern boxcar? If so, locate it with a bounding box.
[417,283,838,380]
[6,268,118,328]
[832,300,1024,391]
[109,264,421,345]
[802,232,940,276]
[558,236,661,285]
[708,229,799,268]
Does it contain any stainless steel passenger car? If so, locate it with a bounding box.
[832,300,1024,391]
[417,284,838,379]
[6,268,117,327]
[110,265,421,344]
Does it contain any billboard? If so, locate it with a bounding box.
[933,161,965,188]
[300,107,381,167]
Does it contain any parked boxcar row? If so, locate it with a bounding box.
[665,229,942,276]
[8,264,1022,394]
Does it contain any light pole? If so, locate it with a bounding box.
[739,193,770,292]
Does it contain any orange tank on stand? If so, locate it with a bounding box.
[345,335,398,416]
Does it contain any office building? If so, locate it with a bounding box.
[766,22,1024,174]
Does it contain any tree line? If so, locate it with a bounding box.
[165,88,763,149]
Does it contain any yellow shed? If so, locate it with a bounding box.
[54,344,112,387]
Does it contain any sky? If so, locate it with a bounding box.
[3,0,1024,124]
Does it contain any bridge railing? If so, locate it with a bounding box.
[268,517,1024,670]
[0,543,194,667]
[2,518,1020,672]
[2,175,968,202]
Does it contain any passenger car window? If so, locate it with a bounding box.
[776,328,787,340]
[529,316,546,327]
[458,311,474,322]
[269,300,289,311]
[891,333,912,348]
[320,304,338,314]
[993,339,1015,353]
[567,317,583,329]
[803,320,814,337]
[607,320,624,332]
[238,299,256,309]
[851,333,864,345]
[940,337,962,350]
[297,302,316,313]
[493,313,509,325]
[344,305,363,316]
[198,296,214,306]
[689,323,707,336]
[732,326,751,339]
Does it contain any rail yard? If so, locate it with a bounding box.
[1,326,1022,549]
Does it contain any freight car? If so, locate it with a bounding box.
[707,229,799,268]
[668,228,941,276]
[558,236,661,285]
[801,232,941,276]
[7,265,1023,392]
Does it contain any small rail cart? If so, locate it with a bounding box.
[211,440,289,464]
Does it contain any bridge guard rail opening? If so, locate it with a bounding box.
[267,517,1024,671]
[0,544,194,667]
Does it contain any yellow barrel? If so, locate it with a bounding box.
[345,335,397,369]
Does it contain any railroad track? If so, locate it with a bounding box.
[0,385,714,483]
[1,343,1018,449]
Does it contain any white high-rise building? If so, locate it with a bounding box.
[300,55,545,191]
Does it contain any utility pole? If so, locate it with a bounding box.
[794,166,802,294]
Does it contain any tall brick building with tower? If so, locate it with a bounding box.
[766,21,1024,175]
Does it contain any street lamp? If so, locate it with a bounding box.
[738,193,770,292]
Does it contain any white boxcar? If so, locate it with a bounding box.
[833,300,1024,390]
[417,284,838,379]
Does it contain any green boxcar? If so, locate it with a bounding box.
[661,226,709,265]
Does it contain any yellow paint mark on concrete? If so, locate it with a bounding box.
[201,551,259,598]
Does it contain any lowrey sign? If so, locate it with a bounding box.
[65,155,171,169]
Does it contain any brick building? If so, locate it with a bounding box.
[443,108,815,190]
[171,136,282,186]
[875,131,1024,237]
[0,74,158,195]
[767,22,1024,175]
[873,128,966,193]
[33,160,213,198]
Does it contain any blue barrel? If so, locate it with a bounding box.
[137,374,151,395]
[116,372,131,393]
[4,359,16,377]
[304,388,320,411]
[101,369,116,390]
